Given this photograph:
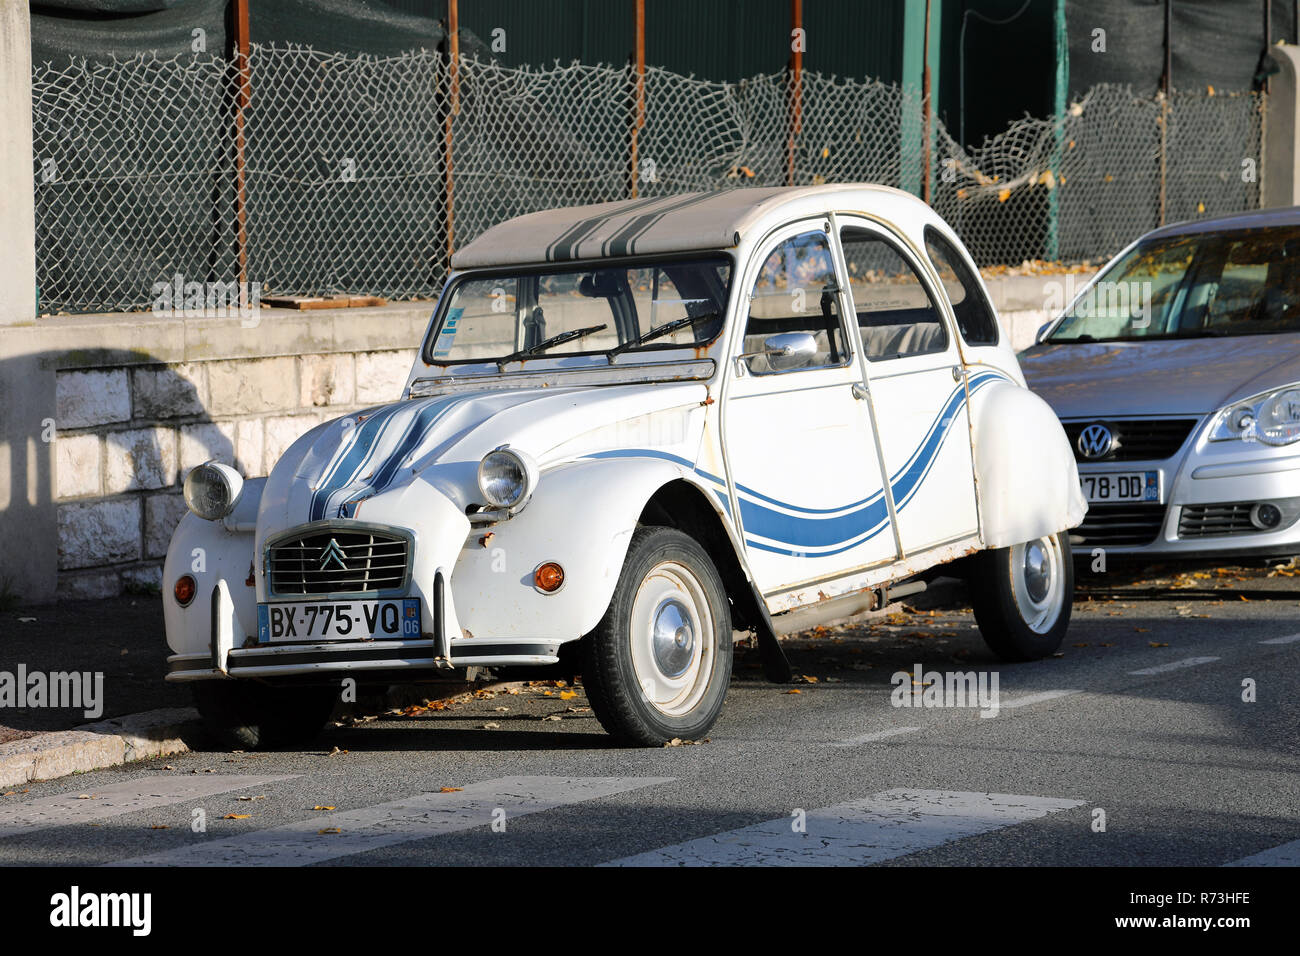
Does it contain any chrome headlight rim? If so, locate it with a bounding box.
[1209,383,1300,447]
[183,461,245,521]
[476,445,538,512]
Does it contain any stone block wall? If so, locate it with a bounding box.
[53,347,418,598]
[0,301,432,604]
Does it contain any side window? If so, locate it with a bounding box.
[743,230,848,374]
[841,228,948,361]
[924,226,1000,346]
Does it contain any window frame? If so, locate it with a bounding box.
[838,222,953,364]
[421,251,736,367]
[923,224,1001,348]
[735,221,855,377]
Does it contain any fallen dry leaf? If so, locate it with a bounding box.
[439,787,462,793]
[311,806,336,811]
[318,827,341,835]
[223,814,251,820]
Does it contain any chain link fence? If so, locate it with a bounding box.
[32,45,1264,314]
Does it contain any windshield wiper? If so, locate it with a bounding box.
[497,324,607,369]
[605,313,715,361]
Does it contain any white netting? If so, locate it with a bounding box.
[31,47,1264,314]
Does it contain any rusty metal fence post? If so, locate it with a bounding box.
[232,0,251,291]
[630,0,646,198]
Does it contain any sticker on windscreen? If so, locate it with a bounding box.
[432,306,463,359]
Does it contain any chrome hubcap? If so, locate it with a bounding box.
[1023,541,1051,604]
[629,560,716,717]
[1010,535,1066,634]
[652,598,696,679]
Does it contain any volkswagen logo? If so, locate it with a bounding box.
[1077,423,1115,460]
[318,538,349,572]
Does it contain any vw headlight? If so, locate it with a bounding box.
[477,446,537,511]
[183,461,245,520]
[1210,385,1300,446]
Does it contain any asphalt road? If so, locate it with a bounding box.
[2,563,1298,867]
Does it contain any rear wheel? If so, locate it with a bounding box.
[191,681,338,750]
[582,527,733,746]
[969,531,1073,661]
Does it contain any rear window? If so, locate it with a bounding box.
[924,226,1000,346]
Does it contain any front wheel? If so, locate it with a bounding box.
[968,531,1073,661]
[581,527,733,746]
[192,681,339,750]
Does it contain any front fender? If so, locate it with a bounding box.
[450,456,708,643]
[162,478,266,657]
[971,381,1087,548]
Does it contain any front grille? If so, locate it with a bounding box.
[1062,418,1199,462]
[268,527,410,596]
[1178,503,1258,537]
[1074,503,1168,547]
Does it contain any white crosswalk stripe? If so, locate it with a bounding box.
[0,775,297,841]
[109,775,671,867]
[605,788,1085,866]
[1222,838,1300,866]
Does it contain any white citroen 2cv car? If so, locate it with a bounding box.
[164,185,1085,747]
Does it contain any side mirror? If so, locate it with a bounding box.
[741,331,818,372]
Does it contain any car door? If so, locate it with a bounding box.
[837,217,979,556]
[722,220,897,598]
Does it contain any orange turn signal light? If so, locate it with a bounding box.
[173,574,197,607]
[534,562,565,593]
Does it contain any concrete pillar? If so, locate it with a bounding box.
[0,0,36,325]
[0,1,55,604]
[1264,43,1300,209]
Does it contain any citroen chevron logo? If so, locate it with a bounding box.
[319,538,349,572]
[1077,423,1115,460]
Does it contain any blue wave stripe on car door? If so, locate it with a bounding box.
[578,369,1011,556]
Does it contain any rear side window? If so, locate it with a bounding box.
[840,228,948,361]
[924,226,1000,346]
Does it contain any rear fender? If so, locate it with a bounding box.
[970,380,1086,548]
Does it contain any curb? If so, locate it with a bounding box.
[0,707,200,789]
[0,680,507,790]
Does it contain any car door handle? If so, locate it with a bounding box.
[851,382,869,401]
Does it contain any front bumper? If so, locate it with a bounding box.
[167,637,561,682]
[1073,443,1300,559]
[166,568,562,684]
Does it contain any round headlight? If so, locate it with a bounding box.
[183,461,244,521]
[477,447,536,511]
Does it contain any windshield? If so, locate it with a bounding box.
[425,255,732,365]
[1047,225,1300,343]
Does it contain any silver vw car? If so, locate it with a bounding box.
[1021,207,1300,560]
